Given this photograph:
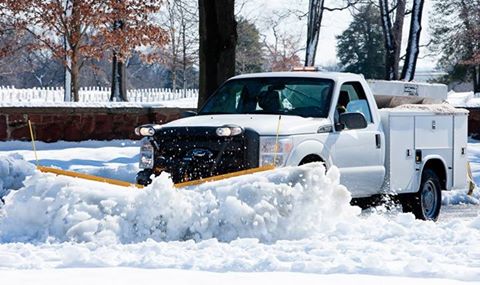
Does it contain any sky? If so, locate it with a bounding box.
[241,0,436,69]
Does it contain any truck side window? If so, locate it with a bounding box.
[338,82,373,123]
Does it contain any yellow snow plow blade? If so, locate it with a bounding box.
[37,166,144,189]
[174,165,276,188]
[37,165,275,189]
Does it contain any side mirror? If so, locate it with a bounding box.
[338,112,367,130]
[181,110,197,118]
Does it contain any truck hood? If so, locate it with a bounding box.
[162,114,330,136]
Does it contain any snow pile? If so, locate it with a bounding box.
[447,91,480,107]
[443,189,480,205]
[0,154,35,199]
[0,163,360,243]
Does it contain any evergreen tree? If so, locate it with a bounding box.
[336,4,385,79]
[236,18,263,74]
[430,0,480,92]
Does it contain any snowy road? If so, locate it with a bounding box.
[0,140,479,284]
[440,204,480,220]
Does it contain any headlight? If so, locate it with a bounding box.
[135,124,161,137]
[259,137,293,167]
[216,125,243,137]
[139,139,154,169]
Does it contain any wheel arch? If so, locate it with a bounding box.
[299,154,324,165]
[286,139,332,167]
[420,157,448,190]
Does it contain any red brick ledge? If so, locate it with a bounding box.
[0,107,194,142]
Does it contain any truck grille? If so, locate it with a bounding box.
[153,127,259,183]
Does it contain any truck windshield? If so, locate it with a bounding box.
[199,77,335,118]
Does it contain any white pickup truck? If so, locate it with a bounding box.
[135,71,469,221]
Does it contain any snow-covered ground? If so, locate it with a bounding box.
[0,96,198,108]
[0,140,479,284]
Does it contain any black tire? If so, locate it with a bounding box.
[136,169,153,186]
[400,169,442,221]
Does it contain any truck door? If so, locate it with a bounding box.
[331,82,385,197]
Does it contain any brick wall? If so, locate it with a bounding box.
[0,107,193,142]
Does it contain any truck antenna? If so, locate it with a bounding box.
[273,115,282,166]
[28,119,39,166]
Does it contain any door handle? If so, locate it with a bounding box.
[375,134,381,149]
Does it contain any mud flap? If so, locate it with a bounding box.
[467,162,476,196]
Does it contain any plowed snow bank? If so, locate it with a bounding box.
[0,163,360,243]
[0,155,35,199]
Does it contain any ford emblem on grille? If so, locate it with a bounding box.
[184,148,214,161]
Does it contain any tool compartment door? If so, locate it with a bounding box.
[453,114,468,189]
[389,115,416,193]
[414,115,453,189]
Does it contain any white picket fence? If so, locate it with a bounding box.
[0,86,198,102]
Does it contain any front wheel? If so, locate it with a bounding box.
[400,169,442,221]
[136,169,153,186]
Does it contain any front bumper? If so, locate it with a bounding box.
[136,127,260,185]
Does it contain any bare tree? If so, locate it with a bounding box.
[379,0,406,80]
[177,0,197,95]
[400,0,425,81]
[161,0,198,94]
[0,0,169,101]
[305,0,360,66]
[263,12,303,72]
[305,0,324,66]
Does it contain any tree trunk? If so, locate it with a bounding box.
[198,0,237,109]
[474,65,480,93]
[182,16,187,97]
[63,0,73,102]
[64,66,72,102]
[305,0,324,67]
[379,0,396,80]
[110,18,127,102]
[171,26,177,91]
[71,52,80,102]
[392,0,406,79]
[168,0,178,91]
[110,51,128,101]
[70,0,81,101]
[401,0,425,81]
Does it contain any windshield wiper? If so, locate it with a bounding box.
[284,86,324,106]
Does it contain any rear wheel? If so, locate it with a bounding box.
[401,169,441,221]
